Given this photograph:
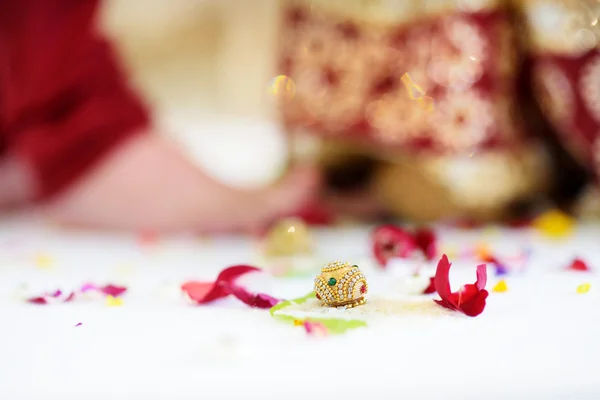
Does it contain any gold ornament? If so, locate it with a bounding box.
[263,218,312,257]
[314,261,368,308]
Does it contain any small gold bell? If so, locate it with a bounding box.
[263,218,312,257]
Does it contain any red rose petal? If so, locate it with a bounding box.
[27,290,75,305]
[413,227,437,261]
[372,225,418,267]
[567,258,591,272]
[181,265,277,308]
[458,290,489,317]
[28,297,49,305]
[181,281,216,302]
[229,286,281,308]
[422,277,436,294]
[433,254,488,317]
[475,264,487,291]
[434,255,453,301]
[100,284,127,297]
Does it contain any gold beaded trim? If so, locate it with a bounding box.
[321,260,350,272]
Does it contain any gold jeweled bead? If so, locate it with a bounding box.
[314,261,368,308]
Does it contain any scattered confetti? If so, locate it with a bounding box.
[75,323,83,327]
[182,265,281,309]
[28,290,75,305]
[567,258,592,272]
[28,283,127,305]
[474,242,491,259]
[105,295,123,307]
[577,283,591,294]
[492,280,508,293]
[533,209,574,239]
[371,225,437,267]
[433,255,488,317]
[478,251,509,276]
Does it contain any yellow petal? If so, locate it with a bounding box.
[576,283,591,294]
[105,295,123,307]
[533,210,574,239]
[492,280,508,293]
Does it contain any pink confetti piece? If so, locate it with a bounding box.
[303,321,328,336]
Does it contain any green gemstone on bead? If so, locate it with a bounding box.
[328,277,337,286]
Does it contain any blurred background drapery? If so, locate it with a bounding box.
[99,0,600,222]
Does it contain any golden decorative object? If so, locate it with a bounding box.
[263,218,312,257]
[372,144,550,222]
[314,261,368,308]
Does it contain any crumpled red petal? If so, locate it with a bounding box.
[27,290,75,305]
[422,277,436,294]
[100,284,127,297]
[372,225,437,267]
[433,254,488,317]
[567,258,591,272]
[80,283,128,297]
[413,227,437,261]
[181,265,281,308]
[228,286,280,308]
[371,225,418,267]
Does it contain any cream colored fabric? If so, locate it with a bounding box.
[101,0,281,123]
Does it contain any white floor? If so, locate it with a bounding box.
[0,214,599,399]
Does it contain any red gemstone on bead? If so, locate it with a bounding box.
[316,293,321,300]
[360,285,366,294]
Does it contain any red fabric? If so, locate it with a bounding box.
[0,0,149,201]
[279,5,526,154]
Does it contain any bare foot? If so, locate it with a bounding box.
[42,132,319,233]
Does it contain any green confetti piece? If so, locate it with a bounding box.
[270,291,368,334]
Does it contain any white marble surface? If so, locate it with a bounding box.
[0,214,600,399]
